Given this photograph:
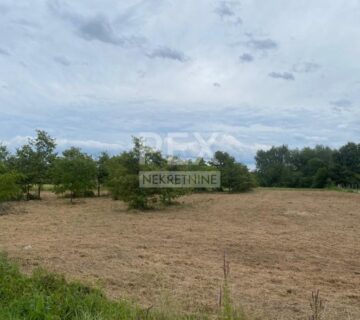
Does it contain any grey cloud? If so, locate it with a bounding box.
[293,62,320,73]
[147,46,188,62]
[246,37,278,51]
[330,99,352,110]
[49,2,188,62]
[12,19,40,29]
[0,48,10,56]
[269,72,295,80]
[234,17,243,25]
[215,1,242,24]
[48,1,146,47]
[239,53,253,62]
[77,14,123,45]
[78,16,146,47]
[48,1,184,62]
[54,56,71,66]
[213,82,221,87]
[215,2,235,18]
[137,70,146,78]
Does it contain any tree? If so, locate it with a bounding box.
[211,151,254,192]
[255,144,337,188]
[291,146,333,187]
[52,148,97,203]
[31,130,57,198]
[210,151,235,190]
[96,152,110,197]
[0,144,9,162]
[107,138,156,209]
[312,167,330,188]
[107,138,184,209]
[0,144,9,174]
[255,146,296,187]
[12,130,56,199]
[227,163,255,192]
[332,143,360,187]
[13,144,36,199]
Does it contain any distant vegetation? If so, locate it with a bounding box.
[255,144,360,189]
[0,130,255,209]
[1,130,358,208]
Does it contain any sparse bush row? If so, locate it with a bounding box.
[0,131,255,209]
[3,130,357,208]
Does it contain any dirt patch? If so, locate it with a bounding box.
[1,190,359,319]
[0,202,27,216]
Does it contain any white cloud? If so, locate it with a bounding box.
[0,0,359,166]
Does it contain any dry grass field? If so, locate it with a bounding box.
[0,189,359,319]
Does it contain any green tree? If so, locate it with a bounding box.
[291,146,333,187]
[255,144,337,188]
[52,148,97,203]
[312,167,330,188]
[96,152,110,197]
[13,144,36,199]
[12,130,56,199]
[107,138,184,209]
[255,146,296,187]
[228,163,255,192]
[332,142,360,187]
[30,130,57,198]
[211,151,254,192]
[0,144,9,174]
[211,151,235,190]
[107,138,156,209]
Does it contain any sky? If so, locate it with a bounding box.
[0,0,360,166]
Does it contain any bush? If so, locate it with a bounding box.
[211,151,255,192]
[0,172,23,202]
[107,172,151,209]
[107,138,184,210]
[52,148,97,203]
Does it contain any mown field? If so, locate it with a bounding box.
[1,189,359,319]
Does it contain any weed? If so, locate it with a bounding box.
[309,290,325,320]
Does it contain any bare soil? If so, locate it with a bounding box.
[0,189,359,319]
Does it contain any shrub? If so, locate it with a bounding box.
[211,151,255,192]
[107,171,151,209]
[0,172,23,202]
[52,148,97,203]
[107,138,184,209]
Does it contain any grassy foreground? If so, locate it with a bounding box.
[0,253,247,320]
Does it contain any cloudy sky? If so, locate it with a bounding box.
[0,0,359,166]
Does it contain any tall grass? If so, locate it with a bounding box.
[0,252,342,320]
[218,252,248,320]
[0,253,248,320]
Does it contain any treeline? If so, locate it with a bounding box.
[0,130,255,209]
[255,144,360,188]
[2,130,357,207]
